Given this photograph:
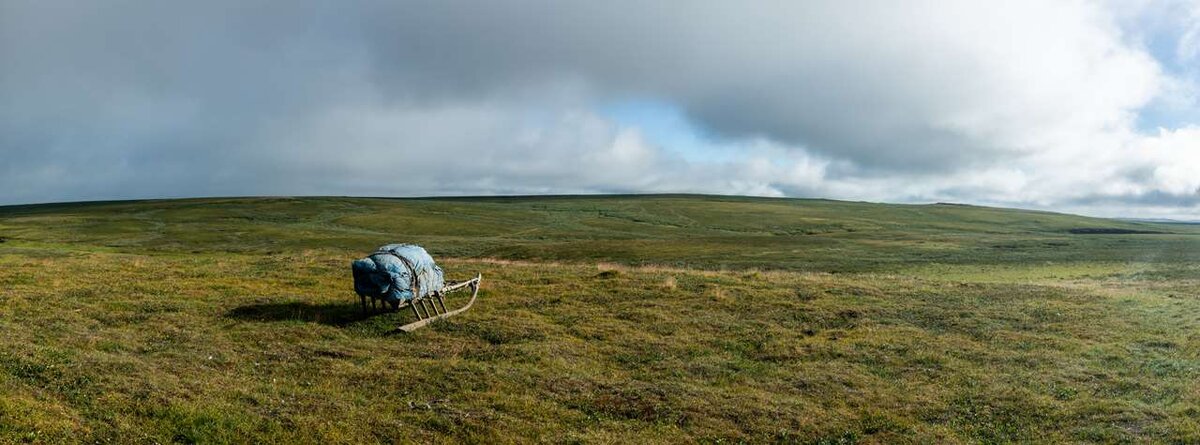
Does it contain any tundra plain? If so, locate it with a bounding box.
[1,195,1199,443]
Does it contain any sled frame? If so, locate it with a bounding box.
[358,274,482,332]
[397,273,481,332]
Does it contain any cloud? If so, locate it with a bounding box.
[353,0,1164,170]
[0,1,1198,217]
[1171,1,1200,62]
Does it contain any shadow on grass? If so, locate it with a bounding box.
[226,301,377,326]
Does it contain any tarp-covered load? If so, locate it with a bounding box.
[352,244,445,305]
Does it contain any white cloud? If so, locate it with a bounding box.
[1133,126,1200,196]
[1174,1,1200,62]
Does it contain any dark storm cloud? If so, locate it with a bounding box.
[1,1,369,202]
[349,1,1161,170]
[353,1,1004,168]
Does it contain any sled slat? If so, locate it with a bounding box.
[398,274,482,332]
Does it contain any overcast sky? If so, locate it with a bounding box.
[3,1,1200,218]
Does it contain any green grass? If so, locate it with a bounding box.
[0,195,1198,443]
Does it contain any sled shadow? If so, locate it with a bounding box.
[226,301,376,326]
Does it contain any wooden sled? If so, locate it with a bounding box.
[361,274,481,332]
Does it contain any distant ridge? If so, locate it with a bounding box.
[1117,218,1200,225]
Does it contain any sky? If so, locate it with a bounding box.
[2,1,1200,218]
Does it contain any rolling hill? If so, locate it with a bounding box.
[1,195,1197,443]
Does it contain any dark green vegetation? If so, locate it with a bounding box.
[1,195,1198,443]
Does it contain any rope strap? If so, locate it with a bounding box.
[377,250,421,299]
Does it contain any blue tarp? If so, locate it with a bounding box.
[351,244,445,304]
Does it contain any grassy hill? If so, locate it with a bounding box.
[1,195,1198,443]
[2,195,1196,270]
